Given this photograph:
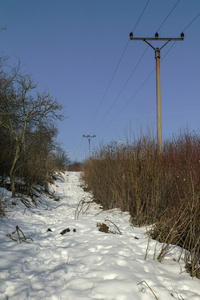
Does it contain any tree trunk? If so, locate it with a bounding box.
[9,144,20,198]
[45,159,50,182]
[10,172,16,198]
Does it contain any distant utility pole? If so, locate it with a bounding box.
[129,32,184,153]
[83,135,96,158]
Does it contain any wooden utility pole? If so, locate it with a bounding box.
[129,32,184,153]
[83,135,96,158]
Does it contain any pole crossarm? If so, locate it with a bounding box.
[83,135,96,139]
[129,32,184,42]
[130,37,184,41]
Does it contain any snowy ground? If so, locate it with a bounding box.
[0,171,199,300]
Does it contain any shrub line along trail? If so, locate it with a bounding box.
[0,172,200,299]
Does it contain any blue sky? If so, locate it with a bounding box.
[0,0,200,161]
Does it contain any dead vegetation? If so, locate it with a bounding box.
[97,220,122,235]
[83,131,200,278]
[6,226,33,243]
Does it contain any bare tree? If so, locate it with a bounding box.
[0,68,63,197]
[17,124,58,192]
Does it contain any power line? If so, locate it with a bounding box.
[157,0,181,32]
[94,1,180,136]
[93,46,148,132]
[92,0,183,135]
[96,39,181,135]
[182,11,200,32]
[97,67,155,134]
[84,40,129,133]
[84,0,151,133]
[96,9,200,136]
[132,0,150,33]
[161,41,176,60]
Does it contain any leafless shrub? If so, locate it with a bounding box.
[74,198,93,219]
[83,130,200,278]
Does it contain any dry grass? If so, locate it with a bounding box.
[83,131,200,278]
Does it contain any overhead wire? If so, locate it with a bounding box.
[96,41,177,134]
[97,9,200,134]
[84,40,130,133]
[158,10,200,62]
[156,0,181,32]
[182,11,200,32]
[96,67,155,134]
[132,0,151,33]
[94,0,181,134]
[93,46,149,132]
[83,0,151,134]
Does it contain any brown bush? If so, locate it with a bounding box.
[83,131,200,278]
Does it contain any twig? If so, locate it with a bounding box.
[75,198,93,219]
[170,285,185,299]
[144,234,151,260]
[20,197,31,208]
[105,219,122,235]
[94,209,104,217]
[66,255,70,265]
[90,283,95,294]
[75,198,86,219]
[82,202,91,215]
[138,280,158,300]
[74,199,84,219]
[6,226,33,243]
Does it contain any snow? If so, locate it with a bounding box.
[0,171,199,300]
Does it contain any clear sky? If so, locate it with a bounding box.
[0,0,200,161]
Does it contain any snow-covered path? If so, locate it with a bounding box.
[0,172,199,300]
